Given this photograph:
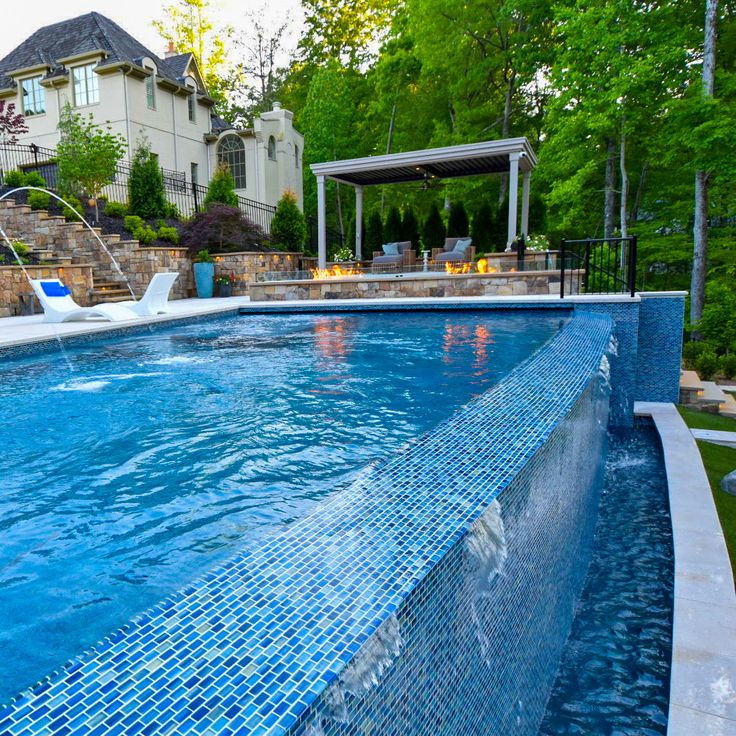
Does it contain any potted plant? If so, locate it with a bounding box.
[193,249,215,298]
[216,271,235,297]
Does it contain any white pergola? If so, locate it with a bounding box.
[309,138,538,268]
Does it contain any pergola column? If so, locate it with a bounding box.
[355,185,363,260]
[521,170,531,238]
[506,152,520,251]
[317,175,327,269]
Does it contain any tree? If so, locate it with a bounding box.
[0,101,28,144]
[270,191,307,251]
[691,0,719,327]
[366,211,384,253]
[447,201,469,236]
[154,0,231,106]
[298,0,394,68]
[471,202,495,253]
[222,12,291,124]
[384,205,403,242]
[128,138,167,219]
[181,204,267,253]
[57,103,126,219]
[422,202,446,250]
[300,62,363,236]
[401,207,420,248]
[204,164,239,208]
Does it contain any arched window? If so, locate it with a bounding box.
[295,144,299,168]
[267,136,276,161]
[217,134,246,189]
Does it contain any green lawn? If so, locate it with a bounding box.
[677,406,736,572]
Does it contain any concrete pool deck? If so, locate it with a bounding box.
[636,402,736,736]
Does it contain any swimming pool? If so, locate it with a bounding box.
[0,309,565,702]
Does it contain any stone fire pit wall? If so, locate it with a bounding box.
[249,269,581,302]
[211,251,302,296]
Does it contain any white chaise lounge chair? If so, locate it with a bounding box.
[30,279,138,323]
[119,272,179,316]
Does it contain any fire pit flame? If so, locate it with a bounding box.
[311,264,359,279]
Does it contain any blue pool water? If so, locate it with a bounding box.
[539,424,673,735]
[0,309,564,703]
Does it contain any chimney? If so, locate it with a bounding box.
[272,101,282,111]
[164,41,176,59]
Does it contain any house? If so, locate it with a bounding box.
[0,12,303,209]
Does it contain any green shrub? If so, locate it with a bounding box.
[24,171,46,188]
[134,225,157,244]
[270,191,307,251]
[383,206,402,243]
[471,202,494,253]
[61,196,84,222]
[163,201,181,219]
[28,190,50,210]
[719,354,736,380]
[695,350,719,380]
[196,249,213,263]
[682,340,709,370]
[158,226,180,244]
[447,201,469,237]
[365,211,383,254]
[128,139,166,219]
[422,202,446,251]
[204,164,239,208]
[124,215,145,233]
[105,201,127,218]
[400,207,420,249]
[3,170,25,187]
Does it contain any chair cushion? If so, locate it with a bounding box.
[382,242,399,255]
[40,282,71,297]
[434,251,465,262]
[373,254,402,264]
[453,238,472,254]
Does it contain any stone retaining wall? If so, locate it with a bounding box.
[0,264,94,316]
[249,270,580,302]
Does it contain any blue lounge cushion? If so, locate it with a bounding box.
[382,242,399,256]
[40,281,71,297]
[453,238,472,254]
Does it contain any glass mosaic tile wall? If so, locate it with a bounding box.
[293,377,610,736]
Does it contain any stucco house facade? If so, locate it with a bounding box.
[0,12,303,209]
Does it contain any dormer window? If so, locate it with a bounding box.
[145,69,156,109]
[267,136,276,161]
[187,91,196,122]
[22,76,45,115]
[72,64,98,107]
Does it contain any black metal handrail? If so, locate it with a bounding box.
[0,143,277,233]
[559,236,638,298]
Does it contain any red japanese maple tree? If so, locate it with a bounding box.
[0,101,28,144]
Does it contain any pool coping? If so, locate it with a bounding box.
[635,402,736,736]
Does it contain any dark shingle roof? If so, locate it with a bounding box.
[0,13,203,92]
[164,52,194,79]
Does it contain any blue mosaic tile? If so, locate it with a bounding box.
[0,311,613,735]
[635,295,685,404]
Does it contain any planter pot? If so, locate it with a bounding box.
[194,262,215,298]
[218,282,233,298]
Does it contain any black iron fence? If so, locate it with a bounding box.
[559,236,638,298]
[0,143,277,233]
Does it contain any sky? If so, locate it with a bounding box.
[0,0,303,62]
